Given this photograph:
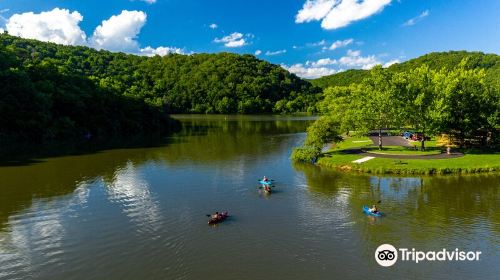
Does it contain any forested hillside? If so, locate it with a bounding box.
[0,35,180,143]
[0,34,320,142]
[311,51,500,89]
[0,34,320,114]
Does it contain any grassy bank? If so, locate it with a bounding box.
[319,136,500,175]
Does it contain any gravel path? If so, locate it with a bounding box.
[343,148,464,160]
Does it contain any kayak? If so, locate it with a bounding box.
[262,187,272,194]
[363,206,383,217]
[259,180,273,185]
[208,211,229,225]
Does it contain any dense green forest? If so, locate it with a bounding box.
[0,34,320,114]
[311,51,500,90]
[0,34,320,143]
[0,35,181,143]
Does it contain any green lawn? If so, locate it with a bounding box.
[318,151,500,175]
[320,135,500,175]
[332,136,373,150]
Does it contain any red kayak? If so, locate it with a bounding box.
[208,211,229,225]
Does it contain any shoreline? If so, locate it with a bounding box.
[316,152,500,175]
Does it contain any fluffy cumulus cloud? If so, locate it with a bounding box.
[306,58,337,67]
[327,38,353,50]
[3,8,186,56]
[285,49,399,78]
[338,49,380,69]
[382,59,399,67]
[214,32,250,48]
[403,10,429,26]
[5,8,87,45]
[90,10,147,52]
[255,49,262,55]
[283,63,338,79]
[265,49,287,56]
[140,46,185,56]
[296,0,336,23]
[296,0,392,30]
[209,23,218,29]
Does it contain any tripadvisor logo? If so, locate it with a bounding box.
[375,244,482,267]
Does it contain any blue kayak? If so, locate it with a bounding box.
[259,180,273,185]
[363,206,383,217]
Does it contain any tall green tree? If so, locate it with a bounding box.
[358,66,399,149]
[433,61,499,146]
[401,65,438,150]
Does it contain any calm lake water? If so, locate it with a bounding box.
[0,115,499,280]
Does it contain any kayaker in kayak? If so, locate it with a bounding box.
[211,212,220,219]
[369,205,379,214]
[262,176,268,182]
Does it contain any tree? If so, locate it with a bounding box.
[358,66,399,149]
[433,61,499,146]
[291,116,341,162]
[401,65,438,150]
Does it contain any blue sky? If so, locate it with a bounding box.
[1,0,499,78]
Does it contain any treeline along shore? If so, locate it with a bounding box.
[0,34,320,143]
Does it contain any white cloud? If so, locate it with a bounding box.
[296,0,336,23]
[307,58,337,67]
[5,8,87,45]
[214,32,250,48]
[382,59,399,67]
[91,10,147,52]
[296,0,392,30]
[327,38,354,50]
[403,10,429,26]
[139,46,185,56]
[286,49,399,78]
[283,63,338,79]
[209,23,218,29]
[308,39,327,47]
[3,8,187,56]
[338,49,380,69]
[265,49,287,56]
[140,0,157,3]
[255,49,262,55]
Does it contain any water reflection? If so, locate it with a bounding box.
[105,161,161,233]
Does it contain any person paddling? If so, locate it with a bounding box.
[369,205,379,214]
[212,212,220,220]
[262,176,268,182]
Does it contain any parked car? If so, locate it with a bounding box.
[411,132,431,141]
[403,131,413,139]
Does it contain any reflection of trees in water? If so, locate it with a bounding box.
[158,119,312,164]
[294,161,500,244]
[0,117,314,231]
[0,149,160,231]
[292,162,370,197]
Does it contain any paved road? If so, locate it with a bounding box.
[343,148,464,160]
[368,135,412,147]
